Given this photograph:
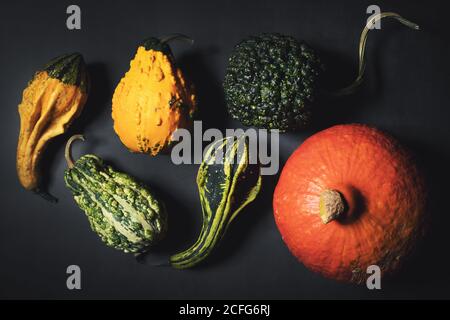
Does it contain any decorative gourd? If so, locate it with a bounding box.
[224,12,419,131]
[112,35,196,156]
[170,136,262,268]
[273,124,426,283]
[64,135,167,253]
[16,53,88,199]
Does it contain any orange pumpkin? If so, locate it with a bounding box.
[273,124,426,283]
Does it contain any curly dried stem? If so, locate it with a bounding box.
[65,134,85,169]
[333,12,419,96]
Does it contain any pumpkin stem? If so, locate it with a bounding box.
[333,12,419,96]
[319,189,346,224]
[65,134,85,169]
[160,34,194,46]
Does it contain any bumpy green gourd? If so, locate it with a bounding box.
[64,135,167,253]
[170,136,262,268]
[223,13,420,132]
[224,33,322,131]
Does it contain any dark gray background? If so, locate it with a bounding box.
[1,0,449,299]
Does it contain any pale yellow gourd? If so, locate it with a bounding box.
[16,53,88,197]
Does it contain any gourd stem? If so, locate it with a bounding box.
[159,33,194,46]
[333,12,420,96]
[319,189,346,224]
[65,134,85,169]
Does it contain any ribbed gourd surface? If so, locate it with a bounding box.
[64,154,166,253]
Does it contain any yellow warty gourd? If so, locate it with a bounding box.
[112,36,196,156]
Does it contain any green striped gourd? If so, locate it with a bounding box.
[170,135,262,268]
[64,135,167,253]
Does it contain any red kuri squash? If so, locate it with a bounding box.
[273,124,426,283]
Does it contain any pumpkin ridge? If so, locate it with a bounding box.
[346,127,364,180]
